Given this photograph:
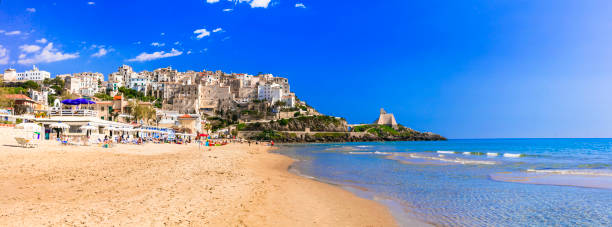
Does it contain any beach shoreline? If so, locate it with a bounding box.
[0,127,400,226]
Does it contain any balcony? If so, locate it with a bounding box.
[49,108,98,117]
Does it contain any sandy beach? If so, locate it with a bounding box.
[0,127,397,226]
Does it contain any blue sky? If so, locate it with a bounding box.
[1,0,612,138]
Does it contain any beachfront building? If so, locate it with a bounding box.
[2,94,40,114]
[177,114,201,134]
[15,65,51,82]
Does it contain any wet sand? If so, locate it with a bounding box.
[0,127,398,226]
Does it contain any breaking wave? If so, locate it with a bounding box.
[526,169,612,177]
[389,153,497,165]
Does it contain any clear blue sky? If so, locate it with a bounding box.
[1,0,612,138]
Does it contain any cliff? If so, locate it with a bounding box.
[239,116,446,143]
[239,115,347,132]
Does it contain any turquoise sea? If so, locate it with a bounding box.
[275,139,612,226]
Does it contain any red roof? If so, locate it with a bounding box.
[3,94,33,101]
[113,95,122,100]
[178,114,195,118]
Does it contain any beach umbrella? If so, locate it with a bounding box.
[49,122,70,138]
[61,99,80,105]
[80,125,98,131]
[49,122,70,129]
[80,125,97,137]
[15,123,42,131]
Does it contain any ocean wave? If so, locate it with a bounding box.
[526,169,612,177]
[348,151,391,155]
[503,153,522,158]
[486,152,498,156]
[392,153,497,165]
[326,146,365,152]
[437,150,456,154]
[462,152,486,156]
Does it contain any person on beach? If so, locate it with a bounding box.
[270,140,274,146]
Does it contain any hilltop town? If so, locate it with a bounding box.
[0,65,444,141]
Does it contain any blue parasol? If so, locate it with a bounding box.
[61,99,79,105]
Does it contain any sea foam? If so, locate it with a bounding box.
[526,169,612,177]
[503,153,522,158]
[391,153,497,165]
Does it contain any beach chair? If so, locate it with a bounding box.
[15,137,36,148]
[15,137,27,148]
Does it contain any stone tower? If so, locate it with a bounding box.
[373,108,398,128]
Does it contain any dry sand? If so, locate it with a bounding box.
[0,127,398,226]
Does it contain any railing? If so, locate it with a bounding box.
[49,109,98,117]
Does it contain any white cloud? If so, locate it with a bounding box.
[213,28,223,33]
[194,28,211,39]
[249,0,271,8]
[134,41,142,45]
[91,48,108,57]
[226,0,270,8]
[0,45,9,65]
[36,38,48,44]
[5,31,21,36]
[26,8,36,13]
[187,50,192,55]
[0,30,5,34]
[295,3,305,8]
[223,8,233,12]
[174,41,180,45]
[19,44,41,53]
[160,32,165,36]
[151,42,166,47]
[18,42,79,65]
[206,0,220,3]
[128,48,183,62]
[87,2,95,5]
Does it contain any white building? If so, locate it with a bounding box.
[71,72,103,96]
[16,65,51,81]
[257,83,284,104]
[3,69,17,81]
[129,75,150,94]
[66,76,82,94]
[107,73,124,95]
[108,65,138,95]
[29,90,48,104]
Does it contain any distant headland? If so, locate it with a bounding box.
[237,108,446,143]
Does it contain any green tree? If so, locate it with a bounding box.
[21,81,40,90]
[0,88,15,110]
[43,78,51,86]
[94,93,113,101]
